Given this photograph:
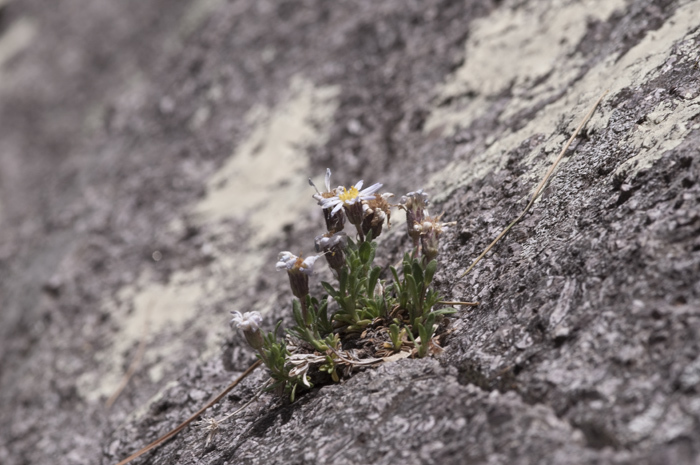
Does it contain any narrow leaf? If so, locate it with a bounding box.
[424,259,437,287]
[368,266,381,296]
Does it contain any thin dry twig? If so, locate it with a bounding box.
[198,379,271,447]
[460,90,609,278]
[437,300,479,306]
[106,321,149,409]
[115,359,262,465]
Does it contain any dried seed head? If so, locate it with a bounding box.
[401,190,430,245]
[361,193,393,239]
[415,216,455,263]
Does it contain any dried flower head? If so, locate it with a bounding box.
[401,190,430,246]
[414,216,456,263]
[361,192,393,239]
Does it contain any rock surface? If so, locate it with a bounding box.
[1,0,699,464]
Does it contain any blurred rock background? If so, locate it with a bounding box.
[1,0,699,463]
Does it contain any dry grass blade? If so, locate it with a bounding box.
[115,359,262,465]
[437,300,479,306]
[460,90,609,278]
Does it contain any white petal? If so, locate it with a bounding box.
[300,255,321,275]
[325,168,332,192]
[322,197,340,209]
[302,255,320,267]
[247,311,263,328]
[331,202,344,215]
[230,311,243,326]
[278,251,296,261]
[354,179,364,190]
[360,182,383,196]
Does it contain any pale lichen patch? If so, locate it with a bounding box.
[425,0,700,201]
[194,76,340,246]
[0,18,36,69]
[426,0,625,135]
[617,95,700,176]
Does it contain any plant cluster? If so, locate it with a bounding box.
[230,169,456,400]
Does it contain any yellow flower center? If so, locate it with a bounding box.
[338,186,359,203]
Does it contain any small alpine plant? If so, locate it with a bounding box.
[232,169,457,401]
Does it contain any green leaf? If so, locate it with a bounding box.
[333,313,356,324]
[411,260,424,290]
[424,259,437,286]
[432,307,458,316]
[418,322,430,344]
[424,312,436,331]
[292,299,303,326]
[425,289,441,309]
[339,268,349,295]
[403,261,412,280]
[359,240,372,264]
[368,266,381,297]
[321,281,338,298]
[390,266,401,293]
[405,274,419,308]
[368,240,377,264]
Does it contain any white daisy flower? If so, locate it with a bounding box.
[276,251,298,271]
[230,311,265,351]
[230,311,263,332]
[321,180,383,215]
[298,255,321,275]
[310,168,346,232]
[276,251,322,299]
[275,251,320,276]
